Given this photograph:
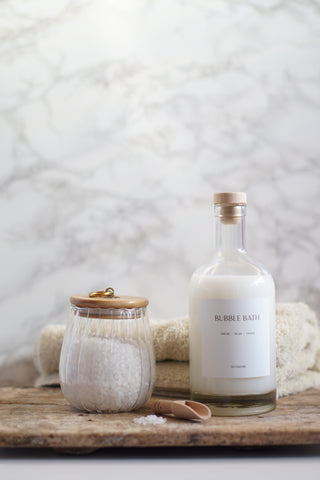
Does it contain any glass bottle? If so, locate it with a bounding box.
[189,192,276,416]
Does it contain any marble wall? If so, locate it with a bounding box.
[0,0,320,371]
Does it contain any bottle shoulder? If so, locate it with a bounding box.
[192,253,272,278]
[190,259,275,299]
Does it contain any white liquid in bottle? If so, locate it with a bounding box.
[189,193,276,416]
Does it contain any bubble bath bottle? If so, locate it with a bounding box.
[189,192,276,416]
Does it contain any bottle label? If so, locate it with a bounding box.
[201,298,271,378]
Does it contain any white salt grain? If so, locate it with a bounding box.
[133,415,167,425]
[60,335,150,412]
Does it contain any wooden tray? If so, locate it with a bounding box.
[0,387,319,449]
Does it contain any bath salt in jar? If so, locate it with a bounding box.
[59,287,155,413]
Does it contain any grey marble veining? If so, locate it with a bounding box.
[0,0,319,366]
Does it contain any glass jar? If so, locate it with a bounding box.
[59,287,155,413]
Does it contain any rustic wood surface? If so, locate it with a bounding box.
[0,387,319,449]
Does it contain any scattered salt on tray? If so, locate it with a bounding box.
[133,415,167,425]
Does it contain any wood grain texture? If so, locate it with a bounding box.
[70,294,148,309]
[0,387,319,449]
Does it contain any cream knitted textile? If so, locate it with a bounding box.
[152,317,189,362]
[33,303,320,397]
[275,303,320,396]
[34,325,66,376]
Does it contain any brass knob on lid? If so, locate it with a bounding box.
[89,287,117,298]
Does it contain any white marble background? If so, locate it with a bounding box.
[0,0,320,375]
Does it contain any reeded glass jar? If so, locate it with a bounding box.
[59,287,155,413]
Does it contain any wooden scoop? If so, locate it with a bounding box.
[149,399,211,421]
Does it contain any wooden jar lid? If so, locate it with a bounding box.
[70,287,148,309]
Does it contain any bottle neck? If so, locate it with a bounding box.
[214,204,246,256]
